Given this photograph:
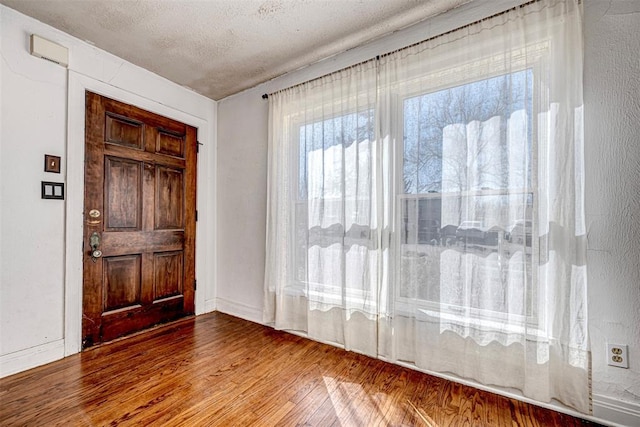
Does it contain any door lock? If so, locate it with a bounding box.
[90,232,102,261]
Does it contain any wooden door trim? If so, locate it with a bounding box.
[64,73,214,356]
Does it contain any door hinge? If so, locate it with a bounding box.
[197,141,203,153]
[193,279,197,291]
[195,210,198,221]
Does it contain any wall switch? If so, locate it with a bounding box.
[607,344,629,368]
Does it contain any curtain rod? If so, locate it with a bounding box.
[261,0,544,100]
[260,53,380,99]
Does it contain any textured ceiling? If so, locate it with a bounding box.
[1,0,469,100]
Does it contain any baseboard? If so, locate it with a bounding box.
[204,298,217,314]
[0,340,65,378]
[215,298,264,325]
[593,394,640,427]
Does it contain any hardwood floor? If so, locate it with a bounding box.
[0,312,598,426]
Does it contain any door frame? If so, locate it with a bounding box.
[64,71,216,356]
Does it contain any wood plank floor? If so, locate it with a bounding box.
[0,312,599,426]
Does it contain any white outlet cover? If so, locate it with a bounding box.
[607,344,629,368]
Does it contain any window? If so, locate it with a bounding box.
[398,69,537,319]
[265,0,588,412]
[293,109,377,310]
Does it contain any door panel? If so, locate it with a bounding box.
[105,113,144,149]
[104,157,142,230]
[156,131,185,158]
[154,251,183,299]
[83,92,197,348]
[104,255,142,311]
[156,166,184,229]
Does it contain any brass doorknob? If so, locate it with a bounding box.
[90,232,102,261]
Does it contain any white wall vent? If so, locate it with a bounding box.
[29,35,68,67]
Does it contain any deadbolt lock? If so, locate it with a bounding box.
[86,209,102,225]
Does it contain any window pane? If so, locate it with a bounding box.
[295,109,376,299]
[400,70,534,317]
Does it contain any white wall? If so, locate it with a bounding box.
[216,95,268,321]
[216,0,640,425]
[0,5,217,376]
[583,1,640,423]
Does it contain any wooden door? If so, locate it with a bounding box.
[82,92,197,348]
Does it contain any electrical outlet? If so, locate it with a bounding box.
[607,344,629,368]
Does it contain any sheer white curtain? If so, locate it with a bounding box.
[378,0,588,412]
[264,60,381,356]
[264,0,589,413]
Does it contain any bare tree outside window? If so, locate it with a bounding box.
[403,71,533,196]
